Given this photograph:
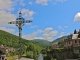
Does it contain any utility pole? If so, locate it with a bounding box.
[8,11,32,60]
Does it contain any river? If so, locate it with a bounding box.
[38,53,43,60]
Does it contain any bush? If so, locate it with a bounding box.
[26,51,33,58]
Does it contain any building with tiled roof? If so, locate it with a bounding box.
[64,29,80,54]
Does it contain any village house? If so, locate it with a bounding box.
[64,29,80,54]
[50,29,80,59]
[0,45,16,56]
[51,43,59,49]
[51,40,64,49]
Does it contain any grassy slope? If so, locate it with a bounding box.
[51,36,68,44]
[0,30,43,47]
[0,30,43,59]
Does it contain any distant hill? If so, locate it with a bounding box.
[52,36,68,44]
[32,39,50,47]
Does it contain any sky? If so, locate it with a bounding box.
[0,0,80,41]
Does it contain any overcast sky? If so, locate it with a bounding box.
[0,0,80,41]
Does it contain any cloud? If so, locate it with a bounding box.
[64,26,68,28]
[14,32,19,36]
[58,32,65,38]
[58,25,68,30]
[23,27,58,41]
[74,12,80,22]
[23,30,43,40]
[0,27,15,33]
[21,9,35,19]
[42,27,58,40]
[50,0,67,4]
[35,0,67,5]
[28,1,33,5]
[56,0,67,2]
[30,25,38,28]
[36,0,48,5]
[0,0,36,26]
[0,0,14,11]
[0,11,16,26]
[20,0,25,6]
[42,30,58,40]
[58,26,63,29]
[13,0,25,7]
[44,27,53,33]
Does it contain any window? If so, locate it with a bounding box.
[69,41,70,44]
[79,41,80,44]
[78,34,80,38]
[75,40,77,43]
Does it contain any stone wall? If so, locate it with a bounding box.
[45,49,79,60]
